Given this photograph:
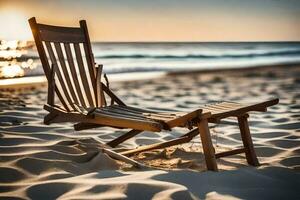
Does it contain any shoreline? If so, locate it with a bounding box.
[1,62,300,90]
[167,62,300,75]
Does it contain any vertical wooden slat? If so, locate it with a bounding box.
[80,20,98,107]
[95,65,103,107]
[64,43,87,108]
[80,20,96,82]
[54,42,80,106]
[47,63,55,106]
[28,18,51,80]
[73,42,94,106]
[55,85,70,111]
[42,42,70,111]
[83,43,96,91]
[70,43,89,108]
[80,43,96,106]
[29,18,63,110]
[45,41,75,111]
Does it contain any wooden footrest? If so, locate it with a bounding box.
[121,136,193,156]
[205,98,279,122]
[215,148,246,158]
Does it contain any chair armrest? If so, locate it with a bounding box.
[95,64,103,107]
[94,63,126,106]
[101,83,126,106]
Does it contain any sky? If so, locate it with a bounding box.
[0,0,299,41]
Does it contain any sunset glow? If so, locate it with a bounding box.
[0,0,300,41]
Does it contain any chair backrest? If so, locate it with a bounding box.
[29,17,101,112]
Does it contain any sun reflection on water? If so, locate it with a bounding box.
[0,64,24,78]
[0,40,37,78]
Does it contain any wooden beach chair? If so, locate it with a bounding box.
[29,17,279,171]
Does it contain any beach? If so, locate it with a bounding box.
[0,64,299,199]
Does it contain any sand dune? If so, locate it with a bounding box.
[0,65,299,199]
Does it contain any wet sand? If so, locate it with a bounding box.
[0,65,299,199]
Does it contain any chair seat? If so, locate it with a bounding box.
[90,105,204,131]
[89,98,278,130]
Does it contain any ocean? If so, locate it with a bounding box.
[1,42,300,79]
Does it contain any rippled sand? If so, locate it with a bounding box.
[0,65,299,199]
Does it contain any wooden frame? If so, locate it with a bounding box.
[29,17,279,171]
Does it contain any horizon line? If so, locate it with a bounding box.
[1,40,300,43]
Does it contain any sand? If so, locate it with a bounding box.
[0,65,300,199]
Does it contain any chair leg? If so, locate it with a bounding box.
[44,112,58,125]
[238,115,259,166]
[198,119,218,171]
[107,130,143,148]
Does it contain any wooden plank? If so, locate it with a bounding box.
[64,43,87,108]
[44,104,77,115]
[29,18,70,111]
[215,148,246,158]
[80,43,96,106]
[107,130,143,148]
[121,136,192,157]
[207,104,240,111]
[28,18,51,82]
[74,122,126,131]
[74,122,103,131]
[205,105,229,112]
[120,128,201,156]
[54,42,80,106]
[92,112,162,132]
[221,101,243,106]
[37,23,85,43]
[110,105,148,114]
[180,128,199,138]
[238,115,259,166]
[80,20,96,83]
[198,118,218,171]
[167,109,203,128]
[43,112,58,125]
[52,87,70,112]
[47,63,55,106]
[92,109,172,130]
[104,106,210,129]
[144,115,176,122]
[143,113,177,119]
[79,20,95,106]
[76,136,145,168]
[94,109,150,121]
[207,102,268,119]
[111,105,161,115]
[45,41,75,111]
[44,104,160,131]
[105,106,206,129]
[102,106,174,121]
[102,90,107,107]
[102,106,153,119]
[121,105,159,113]
[216,102,243,108]
[101,148,145,168]
[95,65,102,107]
[43,105,88,124]
[73,43,94,106]
[197,106,222,113]
[83,43,96,90]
